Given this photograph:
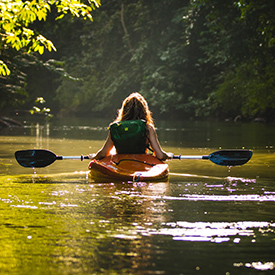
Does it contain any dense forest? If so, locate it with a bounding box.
[1,0,275,121]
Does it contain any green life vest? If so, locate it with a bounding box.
[109,120,147,154]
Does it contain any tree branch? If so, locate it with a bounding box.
[120,1,132,51]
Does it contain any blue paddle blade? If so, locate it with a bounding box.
[208,150,253,166]
[15,150,57,168]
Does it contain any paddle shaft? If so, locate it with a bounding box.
[63,155,208,160]
[60,156,89,160]
[173,155,209,160]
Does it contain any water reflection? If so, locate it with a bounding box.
[0,118,275,274]
[1,173,275,274]
[234,261,275,271]
[129,220,274,243]
[34,123,50,149]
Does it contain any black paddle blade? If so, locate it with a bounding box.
[208,149,253,166]
[15,150,57,168]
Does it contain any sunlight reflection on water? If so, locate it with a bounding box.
[112,220,275,243]
[155,194,275,201]
[234,261,275,271]
[1,119,275,275]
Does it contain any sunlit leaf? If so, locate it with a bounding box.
[0,61,11,76]
[36,97,46,104]
[38,46,44,55]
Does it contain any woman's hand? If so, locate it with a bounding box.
[165,152,174,160]
[88,153,96,159]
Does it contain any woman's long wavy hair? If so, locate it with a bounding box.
[114,93,154,126]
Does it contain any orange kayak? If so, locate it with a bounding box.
[88,154,169,182]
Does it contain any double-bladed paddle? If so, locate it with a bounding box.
[15,149,252,168]
[173,149,253,166]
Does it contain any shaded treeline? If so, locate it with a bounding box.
[2,0,275,121]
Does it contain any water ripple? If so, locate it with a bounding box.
[136,194,275,202]
[113,221,275,243]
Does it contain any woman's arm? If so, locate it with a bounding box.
[148,125,173,160]
[89,132,114,160]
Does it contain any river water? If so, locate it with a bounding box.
[0,117,274,274]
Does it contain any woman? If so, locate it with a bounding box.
[89,92,172,160]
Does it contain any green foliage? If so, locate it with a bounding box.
[30,97,53,121]
[185,0,275,120]
[0,0,100,112]
[0,60,10,76]
[215,59,275,118]
[56,0,191,117]
[1,0,275,121]
[0,0,100,76]
[52,0,274,120]
[236,0,275,47]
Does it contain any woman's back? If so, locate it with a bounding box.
[109,120,147,154]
